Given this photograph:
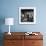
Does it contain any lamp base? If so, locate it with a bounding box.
[8,32,11,35]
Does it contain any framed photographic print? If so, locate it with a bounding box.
[19,7,36,24]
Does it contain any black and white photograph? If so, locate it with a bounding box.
[19,7,36,24]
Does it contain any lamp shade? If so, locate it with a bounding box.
[5,18,14,25]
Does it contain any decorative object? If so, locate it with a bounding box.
[19,7,36,24]
[25,32,38,35]
[5,18,14,35]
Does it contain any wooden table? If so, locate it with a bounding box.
[4,32,43,46]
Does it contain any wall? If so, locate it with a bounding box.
[0,0,46,32]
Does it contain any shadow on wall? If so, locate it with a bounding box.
[0,16,5,46]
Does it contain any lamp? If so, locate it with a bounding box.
[5,18,14,35]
